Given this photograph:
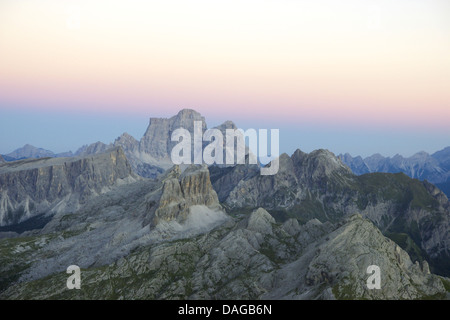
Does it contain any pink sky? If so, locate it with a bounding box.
[1,0,450,132]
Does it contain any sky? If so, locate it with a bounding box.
[1,0,449,157]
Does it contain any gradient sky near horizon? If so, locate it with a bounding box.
[1,0,449,157]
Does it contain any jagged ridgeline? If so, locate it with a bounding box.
[0,147,139,228]
[339,148,450,199]
[0,109,449,300]
[212,149,450,277]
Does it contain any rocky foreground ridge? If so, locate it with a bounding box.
[1,181,448,299]
[0,157,448,299]
[0,109,449,299]
[0,147,138,228]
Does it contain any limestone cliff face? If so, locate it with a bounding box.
[80,109,248,178]
[112,133,165,179]
[0,147,137,226]
[298,214,445,300]
[139,109,206,161]
[139,118,171,160]
[75,141,113,156]
[114,133,139,155]
[97,109,208,178]
[153,165,220,225]
[423,180,449,209]
[222,149,353,210]
[214,148,450,277]
[291,148,353,184]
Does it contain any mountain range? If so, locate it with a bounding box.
[2,144,74,161]
[339,149,450,198]
[4,110,449,198]
[0,109,449,300]
[1,109,235,178]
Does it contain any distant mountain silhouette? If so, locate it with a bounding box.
[339,147,450,197]
[3,144,72,161]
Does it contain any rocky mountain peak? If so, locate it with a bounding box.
[409,151,434,164]
[0,146,137,227]
[153,165,220,225]
[247,207,276,234]
[139,109,207,161]
[170,109,206,133]
[214,120,237,131]
[161,165,182,181]
[277,153,295,173]
[75,141,112,156]
[6,144,55,159]
[338,153,369,174]
[292,148,353,180]
[413,151,430,157]
[433,146,450,165]
[1,109,449,299]
[223,120,236,127]
[309,149,341,162]
[291,149,307,162]
[176,108,203,118]
[114,132,139,153]
[116,132,135,141]
[339,153,354,162]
